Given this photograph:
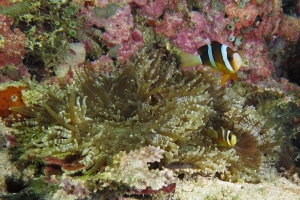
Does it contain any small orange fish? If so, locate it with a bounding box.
[207,127,237,148]
[177,41,243,86]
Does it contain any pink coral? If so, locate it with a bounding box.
[172,11,230,53]
[91,54,114,75]
[225,4,261,30]
[129,0,147,7]
[224,0,300,42]
[84,0,298,85]
[155,12,184,38]
[0,14,26,69]
[277,15,300,41]
[152,0,298,85]
[0,64,29,83]
[225,0,283,40]
[60,174,89,198]
[96,0,111,7]
[86,5,134,48]
[118,29,144,64]
[140,0,169,18]
[84,4,144,63]
[80,39,93,53]
[172,12,211,53]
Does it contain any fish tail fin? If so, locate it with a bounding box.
[177,51,202,69]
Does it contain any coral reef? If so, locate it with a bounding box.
[5,0,84,80]
[6,46,281,198]
[231,82,300,176]
[93,145,175,192]
[0,14,26,69]
[1,0,300,199]
[83,4,144,64]
[104,0,298,85]
[1,0,298,85]
[59,173,89,198]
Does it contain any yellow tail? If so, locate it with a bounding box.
[177,51,202,69]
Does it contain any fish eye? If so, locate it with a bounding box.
[228,134,232,140]
[227,55,233,61]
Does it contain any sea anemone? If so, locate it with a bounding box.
[8,45,281,194]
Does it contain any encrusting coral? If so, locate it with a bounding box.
[8,45,281,195]
[96,145,175,191]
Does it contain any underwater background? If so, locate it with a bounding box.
[0,0,300,199]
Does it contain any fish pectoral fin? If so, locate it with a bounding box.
[221,74,231,86]
[230,73,238,81]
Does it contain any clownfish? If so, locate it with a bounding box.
[207,127,237,148]
[177,41,243,86]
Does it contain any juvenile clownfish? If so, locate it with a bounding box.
[207,127,237,148]
[177,41,243,86]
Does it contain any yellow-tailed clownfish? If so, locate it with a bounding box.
[177,41,243,86]
[207,127,237,148]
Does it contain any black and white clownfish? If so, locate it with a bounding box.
[177,41,243,86]
[207,127,237,148]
